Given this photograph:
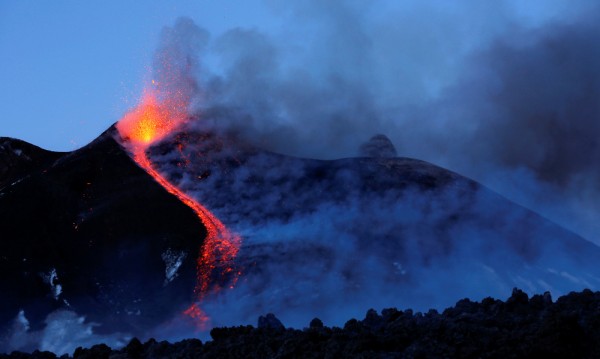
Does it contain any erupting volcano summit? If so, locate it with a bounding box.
[116,83,242,327]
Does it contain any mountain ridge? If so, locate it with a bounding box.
[0,126,203,336]
[4,288,600,358]
[2,125,600,353]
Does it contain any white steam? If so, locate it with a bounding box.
[4,310,129,356]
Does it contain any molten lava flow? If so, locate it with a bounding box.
[117,87,241,328]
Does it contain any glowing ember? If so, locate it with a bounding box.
[117,88,185,147]
[116,84,241,327]
[183,303,210,330]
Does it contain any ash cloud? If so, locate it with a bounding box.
[456,20,600,186]
[194,0,516,158]
[144,3,600,335]
[426,10,600,241]
[151,17,208,108]
[171,2,600,242]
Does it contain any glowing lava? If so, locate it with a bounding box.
[116,86,241,328]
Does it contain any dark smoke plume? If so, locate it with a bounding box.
[178,2,600,242]
[430,11,600,240]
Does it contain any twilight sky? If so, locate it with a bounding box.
[0,0,276,150]
[0,0,593,151]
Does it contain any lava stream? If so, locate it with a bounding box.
[131,149,241,296]
[116,88,241,327]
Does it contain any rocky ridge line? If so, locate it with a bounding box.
[4,288,600,358]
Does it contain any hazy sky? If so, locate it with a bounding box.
[0,0,277,150]
[0,0,593,151]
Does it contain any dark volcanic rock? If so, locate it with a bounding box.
[0,138,64,189]
[6,289,600,358]
[147,127,600,325]
[0,126,204,339]
[258,313,284,330]
[358,134,398,158]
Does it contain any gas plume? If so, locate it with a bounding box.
[181,1,600,242]
[123,4,600,336]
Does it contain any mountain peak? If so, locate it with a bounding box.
[359,134,398,158]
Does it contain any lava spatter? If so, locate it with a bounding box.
[116,85,241,328]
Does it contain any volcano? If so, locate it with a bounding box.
[2,124,600,352]
[0,127,203,337]
[146,125,600,327]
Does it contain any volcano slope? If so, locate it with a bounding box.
[2,125,600,350]
[148,127,600,328]
[0,127,204,340]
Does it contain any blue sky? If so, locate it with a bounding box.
[0,0,593,150]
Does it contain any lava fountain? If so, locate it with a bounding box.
[116,83,241,328]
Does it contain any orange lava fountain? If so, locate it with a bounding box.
[116,86,241,328]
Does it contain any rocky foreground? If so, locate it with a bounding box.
[4,288,600,358]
